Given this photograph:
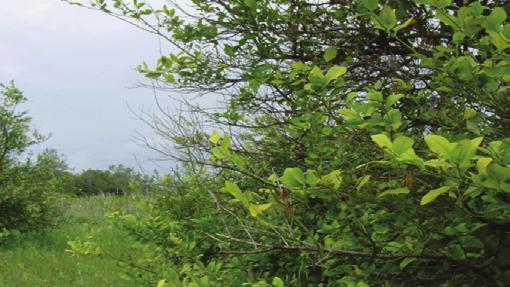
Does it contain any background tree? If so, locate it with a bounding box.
[0,83,44,174]
[0,84,68,236]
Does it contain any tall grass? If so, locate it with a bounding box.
[0,195,142,287]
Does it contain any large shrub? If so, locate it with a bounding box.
[0,150,68,234]
[74,0,510,286]
[0,84,68,235]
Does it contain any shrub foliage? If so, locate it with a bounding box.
[0,84,68,235]
[74,0,510,286]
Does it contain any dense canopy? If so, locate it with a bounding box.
[66,0,510,286]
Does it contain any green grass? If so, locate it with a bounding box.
[0,195,142,287]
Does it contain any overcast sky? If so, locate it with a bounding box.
[0,0,175,172]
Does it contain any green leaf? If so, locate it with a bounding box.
[425,159,451,168]
[425,135,454,158]
[385,94,404,108]
[367,90,383,102]
[415,0,451,8]
[458,235,484,251]
[323,47,338,62]
[420,185,452,205]
[357,175,370,191]
[484,65,510,78]
[209,130,221,144]
[391,136,414,156]
[224,44,236,57]
[487,163,510,182]
[339,109,360,120]
[268,173,279,183]
[163,74,175,83]
[469,2,484,16]
[321,170,343,189]
[378,187,410,198]
[504,23,510,38]
[447,244,466,259]
[272,277,285,287]
[452,31,466,42]
[161,5,175,16]
[211,146,231,159]
[372,134,392,149]
[450,138,483,170]
[397,148,424,168]
[309,66,324,85]
[476,157,492,175]
[220,134,232,149]
[249,203,272,217]
[291,61,308,72]
[463,108,477,120]
[305,170,320,186]
[281,168,306,189]
[221,180,241,194]
[309,66,323,78]
[244,0,256,10]
[487,31,510,51]
[434,0,451,8]
[360,0,378,11]
[385,109,402,130]
[400,257,416,269]
[145,72,162,79]
[221,181,250,208]
[230,154,247,168]
[482,7,507,32]
[394,17,414,32]
[325,66,347,82]
[436,10,458,28]
[488,140,503,154]
[378,6,397,30]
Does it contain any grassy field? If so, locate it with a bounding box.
[0,196,142,287]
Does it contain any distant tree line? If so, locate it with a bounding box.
[68,164,155,196]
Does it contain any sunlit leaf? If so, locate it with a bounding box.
[325,66,347,82]
[378,187,410,197]
[391,136,414,155]
[249,203,272,217]
[323,47,338,62]
[425,135,454,158]
[281,168,306,189]
[421,185,452,205]
[209,130,221,144]
[357,175,370,191]
[372,134,392,149]
[400,257,416,269]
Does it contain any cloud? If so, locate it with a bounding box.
[0,0,176,172]
[5,1,55,23]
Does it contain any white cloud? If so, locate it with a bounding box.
[3,1,55,22]
[1,0,177,171]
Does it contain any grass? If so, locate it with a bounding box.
[0,195,143,287]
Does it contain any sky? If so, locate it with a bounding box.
[0,0,175,172]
